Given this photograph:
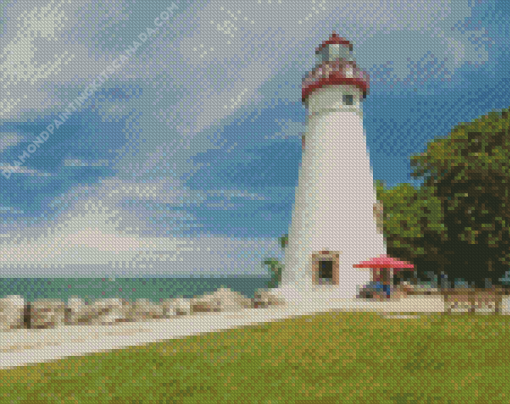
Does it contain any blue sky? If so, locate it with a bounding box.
[0,0,508,278]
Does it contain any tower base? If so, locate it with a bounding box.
[271,278,369,306]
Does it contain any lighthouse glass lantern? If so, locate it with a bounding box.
[316,42,354,65]
[276,32,387,301]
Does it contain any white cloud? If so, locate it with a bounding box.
[0,133,23,151]
[0,195,282,277]
[0,176,278,276]
[0,0,75,118]
[0,210,194,272]
[0,0,131,120]
[0,165,52,176]
[265,120,305,140]
[0,0,487,122]
[86,178,267,206]
[63,159,110,167]
[0,206,24,214]
[119,0,487,180]
[1,0,488,178]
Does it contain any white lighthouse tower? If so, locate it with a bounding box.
[276,33,387,301]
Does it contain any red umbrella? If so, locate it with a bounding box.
[353,254,414,270]
[355,255,415,298]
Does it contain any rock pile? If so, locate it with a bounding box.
[190,287,254,313]
[0,288,285,332]
[0,295,25,332]
[28,299,66,329]
[253,289,286,308]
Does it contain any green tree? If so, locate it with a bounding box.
[409,107,510,288]
[374,179,449,286]
[263,234,288,288]
[376,107,510,288]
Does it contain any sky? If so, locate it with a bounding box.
[0,0,508,278]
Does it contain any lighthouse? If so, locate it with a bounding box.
[277,33,387,301]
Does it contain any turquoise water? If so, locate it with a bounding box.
[0,276,274,304]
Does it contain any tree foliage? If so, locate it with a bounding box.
[377,106,510,288]
[263,234,288,288]
[374,180,448,284]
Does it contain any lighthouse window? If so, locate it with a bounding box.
[318,260,333,283]
[343,94,354,105]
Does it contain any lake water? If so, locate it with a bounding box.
[0,275,274,304]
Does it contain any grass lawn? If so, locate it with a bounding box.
[0,311,509,403]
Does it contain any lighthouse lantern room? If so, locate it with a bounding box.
[276,33,387,301]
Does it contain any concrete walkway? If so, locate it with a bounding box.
[0,296,445,370]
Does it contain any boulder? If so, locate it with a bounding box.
[29,299,66,329]
[88,298,132,325]
[190,295,221,313]
[160,297,193,316]
[0,295,25,331]
[65,296,96,325]
[253,289,285,308]
[94,307,131,325]
[126,298,166,322]
[199,288,253,312]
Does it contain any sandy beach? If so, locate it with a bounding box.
[0,296,446,370]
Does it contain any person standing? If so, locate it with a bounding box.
[382,268,391,299]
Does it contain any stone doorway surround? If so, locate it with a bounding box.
[311,251,340,286]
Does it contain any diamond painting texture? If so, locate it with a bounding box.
[0,0,510,402]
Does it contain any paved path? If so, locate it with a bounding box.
[0,296,445,370]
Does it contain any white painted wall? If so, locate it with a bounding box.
[280,85,387,299]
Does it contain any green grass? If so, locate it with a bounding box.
[0,311,509,403]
